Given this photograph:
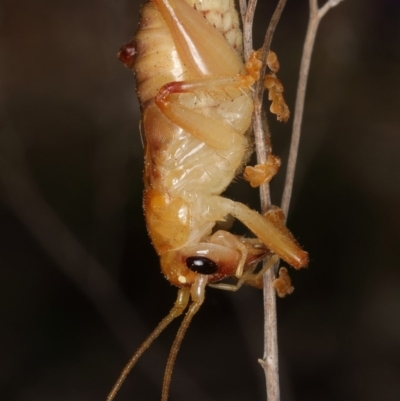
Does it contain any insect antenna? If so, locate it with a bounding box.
[106,288,191,401]
[161,275,207,401]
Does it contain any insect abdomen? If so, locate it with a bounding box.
[134,0,254,256]
[134,2,186,104]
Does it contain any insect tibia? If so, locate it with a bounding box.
[215,197,309,269]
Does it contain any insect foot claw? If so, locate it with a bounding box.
[264,72,290,123]
[266,51,280,73]
[272,267,294,298]
[245,50,263,81]
[243,155,281,187]
[264,51,290,122]
[244,49,290,122]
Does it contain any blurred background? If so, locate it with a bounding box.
[1,0,399,400]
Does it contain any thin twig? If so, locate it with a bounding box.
[241,0,345,400]
[254,0,288,118]
[240,0,285,399]
[239,0,248,28]
[242,0,258,60]
[253,1,288,399]
[281,0,345,217]
[240,0,287,400]
[241,0,272,209]
[254,0,288,213]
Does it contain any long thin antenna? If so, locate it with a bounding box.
[161,299,203,401]
[106,288,191,401]
[161,275,207,401]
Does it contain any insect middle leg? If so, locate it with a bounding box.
[155,76,254,150]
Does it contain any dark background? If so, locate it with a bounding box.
[1,0,399,400]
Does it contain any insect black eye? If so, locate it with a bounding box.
[186,256,218,275]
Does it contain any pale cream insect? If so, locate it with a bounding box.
[108,0,308,399]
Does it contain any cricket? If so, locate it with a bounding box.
[107,0,309,400]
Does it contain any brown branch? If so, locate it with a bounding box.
[240,0,287,399]
[239,0,248,29]
[252,1,288,400]
[242,0,258,60]
[253,0,288,213]
[254,0,288,118]
[241,0,346,400]
[281,0,346,217]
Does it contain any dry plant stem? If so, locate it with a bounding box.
[281,0,345,216]
[255,3,288,399]
[254,0,287,212]
[263,2,344,399]
[254,0,288,120]
[242,1,344,400]
[240,1,288,401]
[259,266,280,401]
[241,0,257,59]
[239,0,249,47]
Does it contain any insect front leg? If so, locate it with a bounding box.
[209,254,280,292]
[208,195,309,269]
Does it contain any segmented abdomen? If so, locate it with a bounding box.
[135,2,185,104]
[134,0,253,252]
[135,0,243,104]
